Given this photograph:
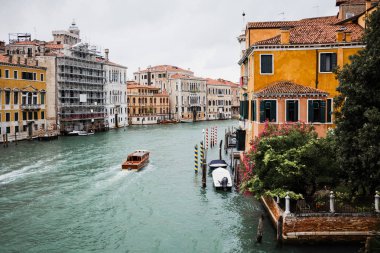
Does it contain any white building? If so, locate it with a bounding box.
[168,74,207,121]
[103,49,128,128]
[206,78,234,120]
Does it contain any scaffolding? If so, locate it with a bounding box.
[57,46,106,133]
[9,33,31,44]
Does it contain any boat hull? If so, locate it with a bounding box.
[212,167,232,191]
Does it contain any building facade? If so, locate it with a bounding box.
[206,78,234,120]
[103,49,128,129]
[127,81,169,125]
[230,82,240,118]
[237,0,378,150]
[167,74,207,122]
[0,55,48,142]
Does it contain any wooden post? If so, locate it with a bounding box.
[5,133,8,147]
[2,134,5,147]
[277,215,283,243]
[256,214,264,243]
[202,158,206,188]
[14,131,17,145]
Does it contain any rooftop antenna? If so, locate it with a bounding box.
[278,12,285,21]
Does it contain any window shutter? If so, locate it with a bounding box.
[243,101,249,120]
[261,55,273,74]
[308,100,314,122]
[251,100,256,121]
[239,101,243,118]
[327,99,332,123]
[270,100,276,122]
[320,54,326,72]
[320,100,326,123]
[260,101,265,122]
[331,53,337,70]
[286,101,290,122]
[294,100,299,122]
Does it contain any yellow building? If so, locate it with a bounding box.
[127,81,170,125]
[0,55,47,141]
[238,0,378,151]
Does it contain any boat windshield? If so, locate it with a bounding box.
[127,156,141,161]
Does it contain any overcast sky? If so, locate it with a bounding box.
[0,0,338,82]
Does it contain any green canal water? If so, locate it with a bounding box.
[0,120,360,253]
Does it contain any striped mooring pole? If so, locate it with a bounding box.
[200,141,204,163]
[205,128,209,149]
[214,126,218,146]
[194,144,199,173]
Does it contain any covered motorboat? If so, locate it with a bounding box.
[212,167,232,191]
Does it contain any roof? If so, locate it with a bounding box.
[336,0,366,6]
[247,16,339,29]
[0,54,46,69]
[127,81,160,90]
[206,78,238,87]
[45,43,64,49]
[136,65,193,74]
[12,40,39,46]
[170,73,205,80]
[254,81,329,98]
[254,23,363,45]
[105,60,127,69]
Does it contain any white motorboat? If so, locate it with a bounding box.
[77,131,94,136]
[212,167,232,191]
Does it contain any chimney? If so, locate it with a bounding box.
[345,32,352,42]
[105,48,109,61]
[336,27,346,42]
[280,27,290,44]
[366,0,372,10]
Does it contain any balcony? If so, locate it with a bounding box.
[21,104,43,110]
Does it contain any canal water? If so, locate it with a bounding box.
[0,120,360,253]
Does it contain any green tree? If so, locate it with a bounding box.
[335,9,380,196]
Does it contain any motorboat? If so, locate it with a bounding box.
[180,119,193,123]
[122,150,150,171]
[208,140,228,171]
[78,131,94,136]
[212,167,232,191]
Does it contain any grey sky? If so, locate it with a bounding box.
[0,0,338,82]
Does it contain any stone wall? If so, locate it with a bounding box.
[261,196,380,243]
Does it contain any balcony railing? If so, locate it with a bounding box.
[21,104,43,110]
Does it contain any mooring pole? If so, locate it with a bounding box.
[256,214,264,243]
[202,158,206,188]
[194,144,199,174]
[14,132,17,145]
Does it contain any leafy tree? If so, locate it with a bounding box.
[335,9,380,196]
[240,123,339,197]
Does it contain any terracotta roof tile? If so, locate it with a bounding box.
[255,23,364,45]
[138,65,193,74]
[206,78,238,87]
[45,43,64,49]
[170,73,205,80]
[248,16,340,29]
[254,81,329,98]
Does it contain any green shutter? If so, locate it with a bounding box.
[286,100,291,122]
[308,100,314,122]
[331,53,337,70]
[320,54,326,72]
[239,101,243,118]
[320,100,326,123]
[260,101,265,122]
[270,100,276,122]
[251,100,256,122]
[294,100,299,122]
[327,99,332,123]
[243,101,249,120]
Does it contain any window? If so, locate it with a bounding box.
[6,113,10,122]
[33,73,37,80]
[14,71,18,79]
[251,100,256,121]
[286,100,299,122]
[32,93,37,104]
[15,112,18,121]
[15,126,19,133]
[41,111,45,119]
[14,91,19,104]
[5,70,9,78]
[239,100,249,120]
[28,112,32,120]
[40,73,44,81]
[6,127,10,134]
[260,55,273,74]
[5,90,10,104]
[34,112,38,120]
[41,93,45,104]
[260,100,276,122]
[22,72,34,80]
[320,53,337,73]
[23,112,27,120]
[0,69,2,78]
[308,100,326,123]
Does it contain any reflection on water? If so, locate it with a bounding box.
[0,121,360,252]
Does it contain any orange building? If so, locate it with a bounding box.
[127,81,169,125]
[237,0,378,150]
